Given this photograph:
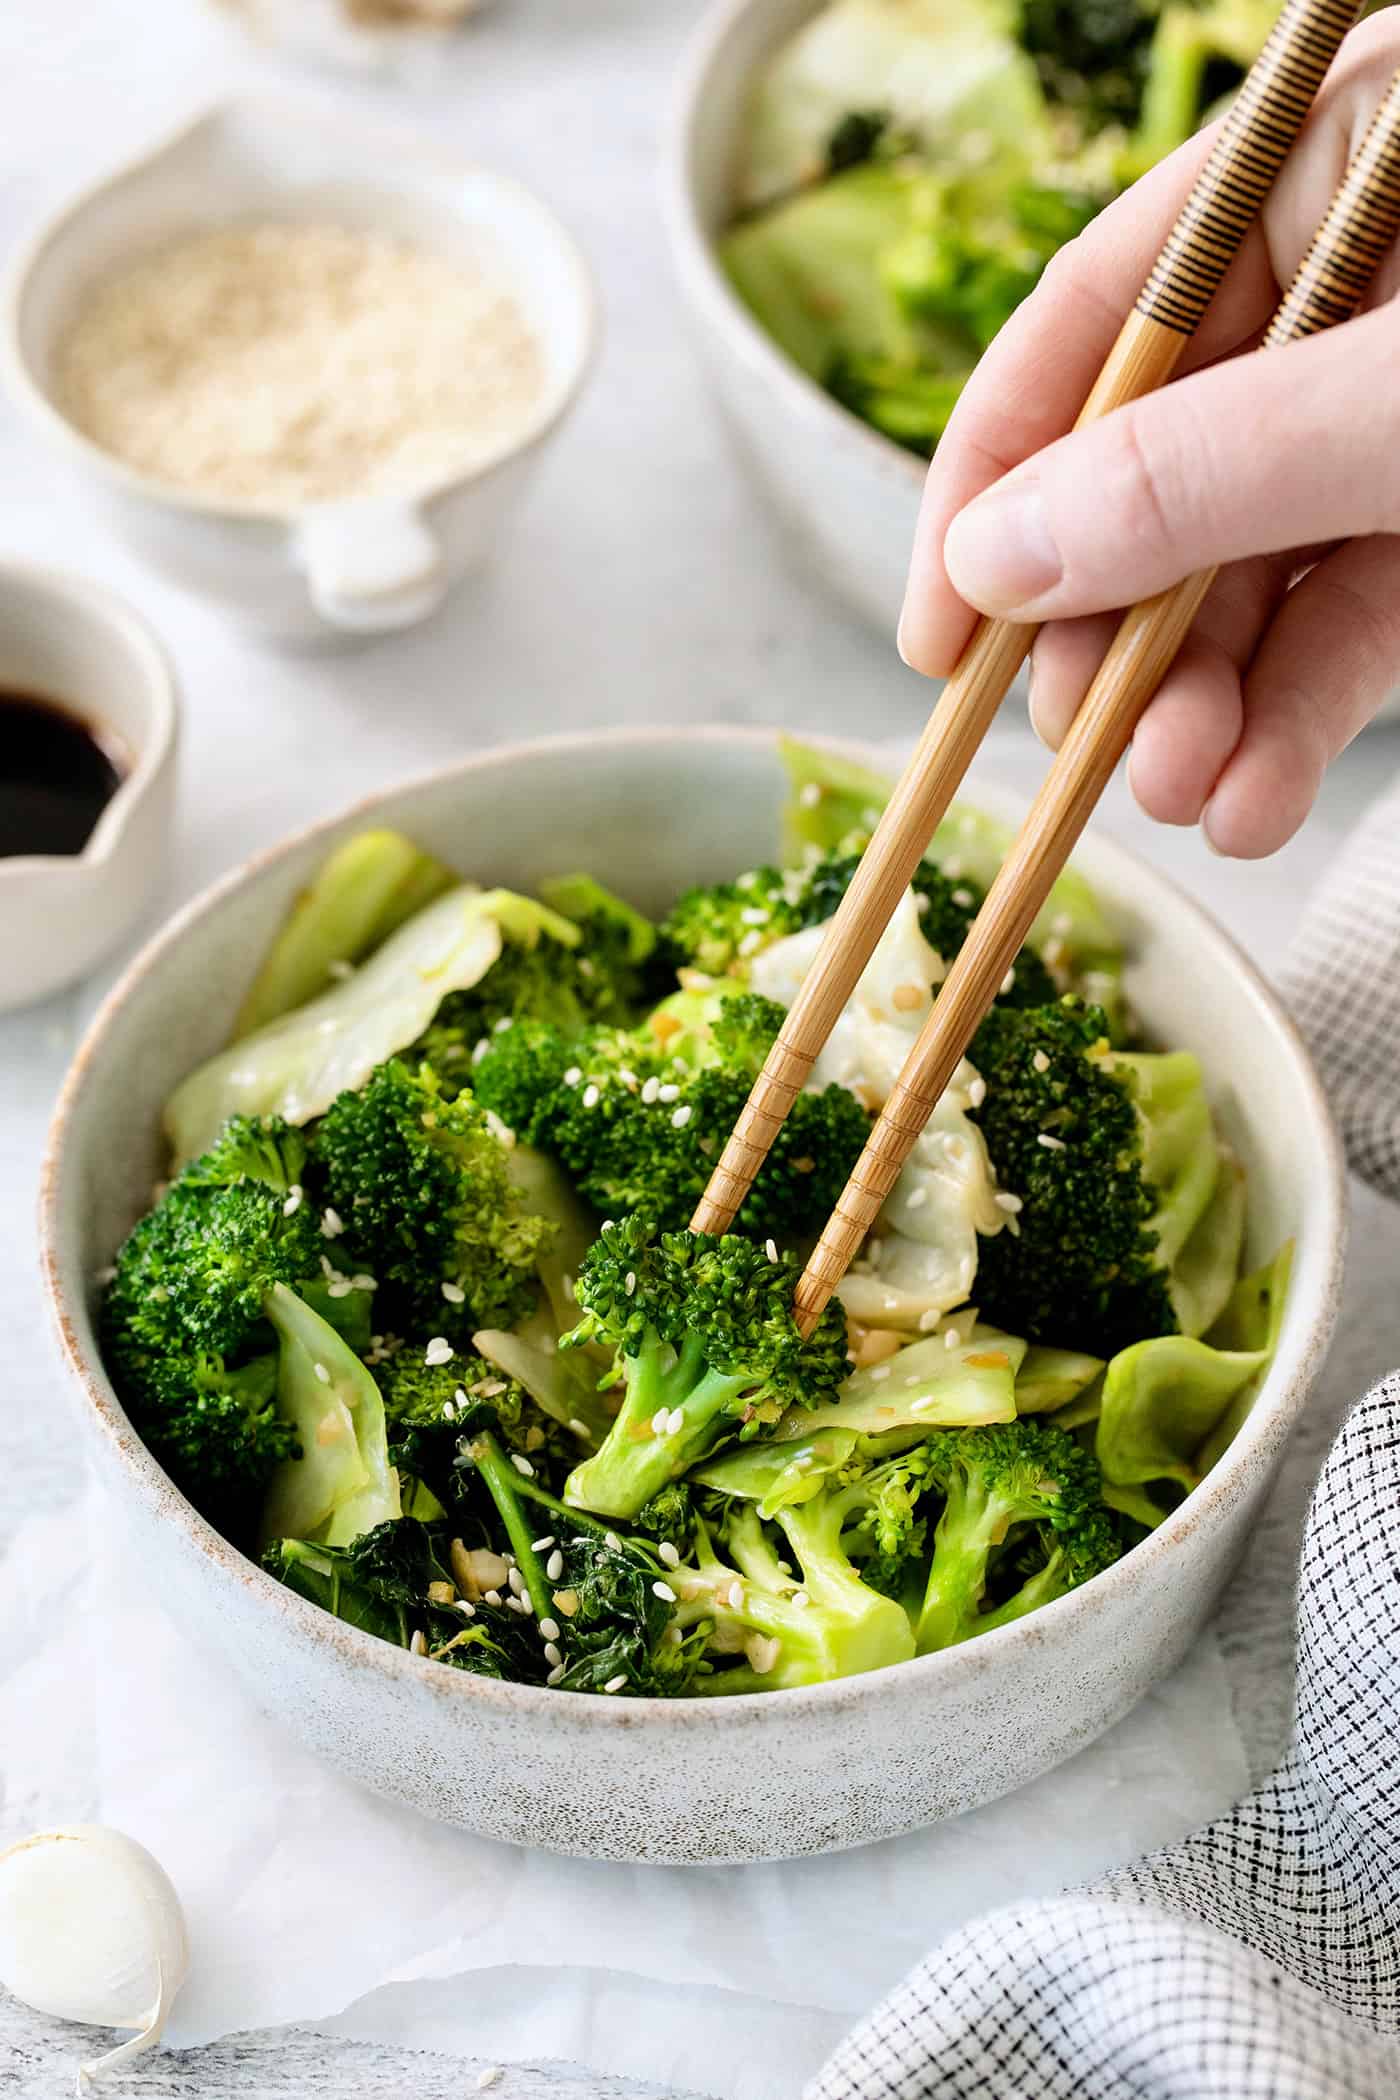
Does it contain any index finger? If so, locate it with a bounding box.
[896,119,1280,676]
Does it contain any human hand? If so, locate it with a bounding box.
[897,16,1400,858]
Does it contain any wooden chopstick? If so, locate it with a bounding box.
[690,0,1360,1243]
[790,63,1400,1335]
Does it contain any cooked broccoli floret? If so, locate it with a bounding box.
[914,1421,1121,1652]
[102,1115,330,1519]
[560,1219,849,1521]
[411,877,659,1087]
[313,1059,554,1342]
[660,847,1056,1006]
[672,1492,915,1692]
[969,997,1221,1352]
[473,1009,869,1239]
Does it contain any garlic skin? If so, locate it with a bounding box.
[0,1825,189,2086]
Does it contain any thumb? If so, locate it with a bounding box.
[941,305,1400,622]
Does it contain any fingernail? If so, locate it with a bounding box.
[1201,797,1228,857]
[1026,657,1052,749]
[944,477,1062,615]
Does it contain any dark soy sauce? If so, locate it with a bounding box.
[1,690,125,858]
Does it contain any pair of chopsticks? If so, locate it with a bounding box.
[691,0,1400,1336]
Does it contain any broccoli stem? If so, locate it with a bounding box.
[464,1432,554,1621]
[914,1479,1010,1653]
[564,1334,752,1519]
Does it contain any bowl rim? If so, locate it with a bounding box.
[0,92,600,528]
[39,724,1346,1734]
[662,0,928,495]
[0,557,179,885]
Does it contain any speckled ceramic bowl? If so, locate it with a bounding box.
[40,729,1344,1864]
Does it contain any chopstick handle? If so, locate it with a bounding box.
[792,65,1400,1335]
[691,0,1362,1242]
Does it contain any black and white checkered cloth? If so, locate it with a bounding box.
[811,780,1400,2100]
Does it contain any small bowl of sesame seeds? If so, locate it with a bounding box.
[2,96,596,644]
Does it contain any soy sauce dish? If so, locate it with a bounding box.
[0,562,177,1013]
[40,730,1343,1863]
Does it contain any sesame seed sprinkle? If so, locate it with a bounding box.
[493,1015,513,1033]
[666,1407,685,1436]
[546,1549,565,1581]
[740,905,770,925]
[425,1336,454,1367]
[765,1238,779,1263]
[568,1417,591,1439]
[483,1590,502,1607]
[543,1641,562,1667]
[563,1065,582,1087]
[1037,1132,1067,1151]
[604,1531,622,1552]
[671,1104,693,1129]
[441,1279,466,1304]
[945,1327,962,1349]
[651,1407,670,1435]
[282,1185,303,1217]
[658,1541,680,1568]
[799,782,822,809]
[320,1208,345,1238]
[546,1663,566,1686]
[410,1630,428,1656]
[604,1674,628,1694]
[653,1580,677,1603]
[471,1037,491,1066]
[508,1567,525,1596]
[531,1535,555,1552]
[510,1453,535,1477]
[918,1309,942,1332]
[539,1617,561,1641]
[870,1364,891,1382]
[791,1590,811,1609]
[995,1191,1023,1213]
[313,1361,330,1385]
[477,2069,503,2091]
[641,1076,661,1104]
[911,1395,935,1413]
[581,1084,600,1109]
[1001,969,1016,995]
[1032,1050,1051,1074]
[624,1270,637,1296]
[657,1082,680,1103]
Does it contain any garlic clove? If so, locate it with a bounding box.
[0,1825,188,2087]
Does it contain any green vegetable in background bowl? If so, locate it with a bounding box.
[719,0,1284,454]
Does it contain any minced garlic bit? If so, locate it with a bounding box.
[58,221,545,511]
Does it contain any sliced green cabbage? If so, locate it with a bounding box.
[260,1284,400,1549]
[1013,1343,1104,1415]
[165,887,579,1166]
[1110,1049,1220,1272]
[778,737,1119,962]
[1095,1244,1292,1522]
[474,1316,614,1449]
[233,829,458,1040]
[737,0,1048,213]
[1169,1150,1248,1339]
[779,1327,1023,1440]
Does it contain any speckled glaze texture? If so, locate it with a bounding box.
[39,729,1345,1864]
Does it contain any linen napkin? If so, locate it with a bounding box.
[811,770,1400,2100]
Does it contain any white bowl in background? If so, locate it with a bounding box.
[665,0,1400,725]
[40,729,1344,1862]
[2,98,597,646]
[666,0,935,640]
[0,562,178,1013]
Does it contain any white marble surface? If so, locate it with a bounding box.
[4,1,1400,2094]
